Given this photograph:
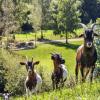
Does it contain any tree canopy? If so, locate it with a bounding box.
[0,0,100,39]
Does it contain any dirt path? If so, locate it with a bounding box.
[37,38,83,44]
[53,38,83,42]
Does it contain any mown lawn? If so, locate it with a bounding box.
[15,29,82,41]
[16,40,83,76]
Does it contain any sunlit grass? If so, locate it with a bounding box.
[1,39,100,100]
[12,82,100,100]
[15,29,83,41]
[16,41,83,76]
[1,31,99,100]
[13,40,100,100]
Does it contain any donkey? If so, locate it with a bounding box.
[51,53,68,89]
[20,57,42,95]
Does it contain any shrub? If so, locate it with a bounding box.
[1,49,26,95]
[0,49,6,92]
[95,19,100,67]
[1,49,52,95]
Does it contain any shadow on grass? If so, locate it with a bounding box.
[38,38,80,51]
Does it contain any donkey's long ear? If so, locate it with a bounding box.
[33,61,40,65]
[20,62,26,65]
[79,34,84,38]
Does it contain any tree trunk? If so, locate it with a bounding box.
[12,33,15,40]
[41,30,44,39]
[34,32,37,48]
[65,32,68,44]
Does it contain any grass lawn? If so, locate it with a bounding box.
[13,40,100,100]
[1,38,99,100]
[15,29,82,41]
[16,40,83,76]
[13,82,100,100]
[15,30,65,41]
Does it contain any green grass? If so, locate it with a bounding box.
[2,82,99,100]
[16,41,82,76]
[15,30,63,41]
[1,35,99,100]
[15,29,82,41]
[13,40,100,100]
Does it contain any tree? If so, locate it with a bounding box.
[39,0,51,39]
[0,0,19,36]
[50,0,60,34]
[57,0,81,43]
[97,0,100,18]
[80,0,100,24]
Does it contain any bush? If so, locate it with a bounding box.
[1,49,26,95]
[0,49,6,92]
[95,19,100,67]
[1,49,52,95]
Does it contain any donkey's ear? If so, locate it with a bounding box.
[20,62,26,65]
[94,33,99,37]
[79,34,84,38]
[33,61,40,65]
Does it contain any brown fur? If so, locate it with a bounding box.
[20,60,39,91]
[25,72,37,91]
[51,54,65,89]
[76,23,99,82]
[76,43,97,82]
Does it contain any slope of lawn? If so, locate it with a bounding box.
[15,29,82,41]
[16,40,83,76]
[13,82,100,100]
[1,39,99,100]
